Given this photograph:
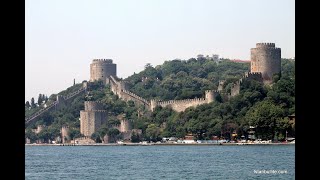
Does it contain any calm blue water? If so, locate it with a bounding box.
[25,145,295,179]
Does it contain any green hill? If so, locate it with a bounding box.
[25,58,295,143]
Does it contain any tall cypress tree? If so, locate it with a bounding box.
[37,94,43,105]
[31,97,36,108]
[25,101,31,108]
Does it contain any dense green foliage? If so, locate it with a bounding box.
[123,59,295,141]
[25,58,295,143]
[125,59,249,100]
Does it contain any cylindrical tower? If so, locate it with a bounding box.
[150,99,158,111]
[120,119,132,132]
[90,59,117,83]
[251,43,281,84]
[61,126,70,143]
[218,80,225,92]
[205,90,216,103]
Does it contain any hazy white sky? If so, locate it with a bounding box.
[25,0,295,102]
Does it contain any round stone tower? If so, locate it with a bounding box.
[251,43,281,84]
[150,99,158,111]
[205,90,216,103]
[90,59,117,84]
[120,119,132,132]
[61,126,70,143]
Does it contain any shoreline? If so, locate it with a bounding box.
[25,143,295,146]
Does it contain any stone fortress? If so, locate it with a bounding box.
[26,42,281,142]
[79,42,281,139]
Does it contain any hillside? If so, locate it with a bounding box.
[125,59,250,100]
[25,58,295,143]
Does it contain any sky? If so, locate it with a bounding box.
[25,0,295,102]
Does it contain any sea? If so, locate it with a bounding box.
[25,145,295,179]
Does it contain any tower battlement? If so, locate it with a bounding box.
[256,43,275,48]
[92,59,113,63]
[149,89,218,112]
[90,58,117,84]
[205,90,219,94]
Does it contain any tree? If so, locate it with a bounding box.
[25,129,37,143]
[37,128,50,143]
[25,101,31,109]
[144,63,153,69]
[91,132,102,143]
[245,100,284,140]
[146,124,160,142]
[31,97,36,108]
[107,128,120,143]
[97,126,108,142]
[69,129,81,140]
[131,132,141,143]
[37,94,43,106]
[108,118,120,126]
[44,95,48,103]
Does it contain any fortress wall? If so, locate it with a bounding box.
[243,72,263,82]
[25,85,87,125]
[63,87,86,103]
[109,76,122,95]
[157,98,207,112]
[108,75,151,108]
[120,90,150,107]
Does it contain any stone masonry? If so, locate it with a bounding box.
[107,74,219,112]
[251,43,281,84]
[90,59,117,84]
[80,101,108,137]
[61,126,70,143]
[25,81,88,125]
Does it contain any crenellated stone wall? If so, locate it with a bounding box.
[150,90,219,112]
[108,75,219,112]
[108,75,150,108]
[25,82,88,125]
